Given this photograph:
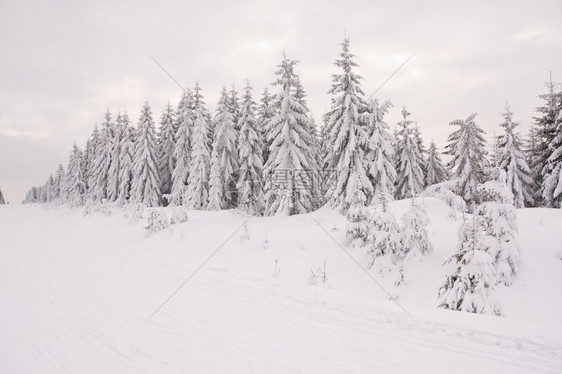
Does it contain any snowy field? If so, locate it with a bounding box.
[1,199,561,373]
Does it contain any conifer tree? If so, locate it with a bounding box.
[400,199,433,258]
[497,105,535,208]
[445,113,489,207]
[130,102,161,207]
[395,106,425,199]
[0,186,5,205]
[346,189,370,247]
[53,164,65,202]
[258,87,276,164]
[63,143,86,206]
[117,113,135,204]
[533,76,562,200]
[263,53,318,215]
[425,140,449,187]
[91,110,115,202]
[365,99,396,202]
[228,84,241,132]
[542,110,562,208]
[325,38,371,211]
[437,213,503,316]
[158,103,176,202]
[208,88,239,210]
[106,112,124,202]
[368,194,401,264]
[83,125,100,196]
[237,81,264,215]
[186,88,212,209]
[170,89,194,205]
[477,168,520,286]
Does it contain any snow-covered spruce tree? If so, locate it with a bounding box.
[193,82,213,150]
[237,81,264,215]
[228,84,241,132]
[170,88,194,205]
[413,122,428,182]
[63,143,86,207]
[106,112,125,202]
[258,87,276,164]
[208,87,239,210]
[532,76,562,202]
[476,168,520,286]
[186,89,212,209]
[395,106,425,200]
[346,189,370,247]
[130,102,162,207]
[400,198,433,259]
[158,103,176,203]
[117,113,135,204]
[445,113,489,208]
[365,98,396,201]
[437,213,503,316]
[83,125,100,196]
[91,110,114,202]
[0,186,5,205]
[542,108,562,208]
[53,164,65,203]
[425,140,449,187]
[325,38,371,211]
[368,193,402,264]
[263,53,318,215]
[496,105,535,208]
[525,124,543,206]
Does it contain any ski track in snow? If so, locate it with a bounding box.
[0,204,561,373]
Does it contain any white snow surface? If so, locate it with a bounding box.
[1,198,561,373]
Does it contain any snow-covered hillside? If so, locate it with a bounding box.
[1,199,561,373]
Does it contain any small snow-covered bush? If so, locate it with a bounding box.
[437,215,503,316]
[346,190,370,247]
[170,205,189,225]
[145,209,169,234]
[239,223,250,241]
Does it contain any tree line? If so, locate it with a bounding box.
[24,38,562,213]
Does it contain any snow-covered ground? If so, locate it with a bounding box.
[1,199,561,373]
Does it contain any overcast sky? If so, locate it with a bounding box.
[1,0,561,204]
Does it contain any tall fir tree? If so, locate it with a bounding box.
[63,143,86,206]
[542,109,562,207]
[228,84,241,132]
[0,186,5,205]
[532,75,562,203]
[170,89,194,205]
[130,102,162,207]
[325,37,371,212]
[53,164,65,202]
[395,106,425,199]
[117,113,135,204]
[263,53,318,215]
[497,105,535,208]
[258,87,276,164]
[208,88,239,210]
[186,87,212,209]
[445,113,489,208]
[425,140,449,187]
[83,125,100,196]
[91,110,114,202]
[158,103,177,202]
[106,112,124,202]
[237,81,264,215]
[365,99,396,203]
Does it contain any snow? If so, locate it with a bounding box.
[1,199,561,373]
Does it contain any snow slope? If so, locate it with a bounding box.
[0,200,561,373]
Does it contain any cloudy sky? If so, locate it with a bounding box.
[1,0,561,203]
